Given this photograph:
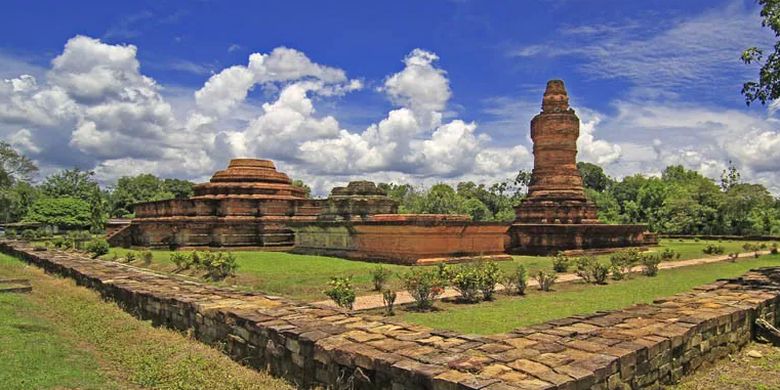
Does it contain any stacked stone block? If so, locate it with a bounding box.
[1,240,778,389]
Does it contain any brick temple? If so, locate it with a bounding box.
[509,80,656,254]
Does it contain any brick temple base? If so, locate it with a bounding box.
[509,223,658,255]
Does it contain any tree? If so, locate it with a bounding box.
[0,141,37,187]
[292,179,312,198]
[24,197,91,229]
[577,162,611,192]
[41,168,100,203]
[0,181,41,224]
[163,178,194,199]
[720,160,741,192]
[741,0,780,105]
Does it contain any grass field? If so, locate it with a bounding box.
[0,253,293,390]
[392,254,780,334]
[101,239,769,301]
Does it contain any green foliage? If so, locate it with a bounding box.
[478,261,501,300]
[199,252,239,281]
[591,263,611,284]
[40,168,99,203]
[141,250,153,266]
[109,174,194,218]
[401,269,445,311]
[370,266,392,291]
[85,239,109,258]
[323,277,356,310]
[610,249,641,280]
[534,270,557,291]
[575,256,609,285]
[741,1,780,105]
[66,230,92,250]
[24,197,91,228]
[771,243,779,255]
[703,244,725,255]
[577,162,612,192]
[170,252,191,271]
[641,254,661,277]
[660,248,680,261]
[124,251,136,263]
[291,179,312,198]
[20,229,36,241]
[382,289,397,316]
[450,264,482,303]
[551,253,570,273]
[504,264,528,295]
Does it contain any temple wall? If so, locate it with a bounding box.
[292,220,511,265]
[2,241,779,389]
[510,223,657,255]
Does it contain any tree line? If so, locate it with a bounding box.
[2,141,778,236]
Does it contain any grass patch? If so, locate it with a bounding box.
[0,254,292,390]
[101,239,766,301]
[393,254,780,334]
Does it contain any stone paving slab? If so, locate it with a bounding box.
[1,240,779,390]
[315,250,771,311]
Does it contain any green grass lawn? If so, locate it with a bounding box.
[0,254,293,390]
[102,239,769,301]
[392,254,780,335]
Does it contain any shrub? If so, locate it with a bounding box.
[477,261,501,301]
[450,264,482,303]
[728,252,739,262]
[702,244,725,255]
[201,252,238,281]
[504,265,528,295]
[551,253,570,273]
[534,270,557,291]
[191,251,203,268]
[20,229,36,242]
[575,256,596,283]
[124,251,136,263]
[641,254,661,277]
[66,230,92,250]
[401,269,445,311]
[771,243,778,255]
[85,238,110,258]
[170,252,191,271]
[323,277,356,310]
[610,249,641,280]
[382,290,397,316]
[5,230,17,240]
[370,266,392,291]
[435,263,454,286]
[110,252,119,262]
[660,248,680,261]
[591,263,610,284]
[141,250,153,266]
[52,236,66,248]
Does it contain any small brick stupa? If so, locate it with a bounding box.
[119,159,321,248]
[510,80,656,254]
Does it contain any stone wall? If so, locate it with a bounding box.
[1,241,779,389]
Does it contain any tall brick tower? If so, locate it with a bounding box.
[514,79,599,224]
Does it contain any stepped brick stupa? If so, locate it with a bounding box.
[112,159,322,248]
[509,80,656,254]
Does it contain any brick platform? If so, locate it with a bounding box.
[1,241,778,389]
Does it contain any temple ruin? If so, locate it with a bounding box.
[109,79,655,261]
[509,80,656,254]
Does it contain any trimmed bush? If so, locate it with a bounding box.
[370,266,392,291]
[534,270,557,291]
[504,264,528,295]
[771,243,778,255]
[478,261,501,301]
[170,252,190,271]
[124,251,136,263]
[401,269,445,311]
[200,252,238,281]
[551,253,570,273]
[324,277,356,310]
[591,263,610,284]
[85,238,109,258]
[20,229,36,242]
[641,254,661,277]
[702,244,725,255]
[450,264,482,303]
[610,248,641,280]
[141,250,153,266]
[382,290,397,316]
[660,248,680,261]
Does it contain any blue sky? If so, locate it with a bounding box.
[1,0,778,194]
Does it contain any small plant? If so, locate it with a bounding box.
[85,238,110,258]
[771,243,778,255]
[5,230,18,240]
[141,250,153,266]
[52,236,66,248]
[201,252,238,281]
[727,252,739,262]
[370,266,392,291]
[382,289,397,316]
[610,249,641,280]
[170,252,191,271]
[324,276,356,310]
[641,254,661,277]
[20,229,36,242]
[504,264,528,295]
[435,263,454,286]
[575,256,596,283]
[591,263,610,284]
[450,264,482,303]
[401,269,445,311]
[534,270,557,291]
[66,230,92,250]
[124,251,137,263]
[110,252,119,262]
[477,261,501,301]
[660,248,680,261]
[551,253,570,273]
[702,244,725,255]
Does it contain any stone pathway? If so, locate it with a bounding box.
[314,250,771,311]
[1,241,779,389]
